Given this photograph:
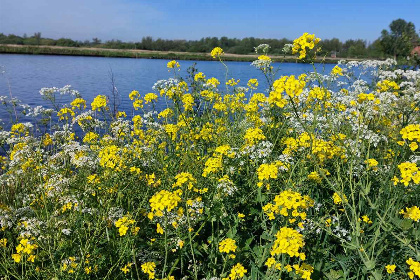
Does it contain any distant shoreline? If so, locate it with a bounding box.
[0,44,366,64]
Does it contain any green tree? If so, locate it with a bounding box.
[380,18,419,59]
[33,32,42,45]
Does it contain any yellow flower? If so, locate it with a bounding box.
[397,162,420,186]
[270,227,305,258]
[333,192,348,205]
[167,60,180,69]
[410,142,419,151]
[361,215,373,224]
[85,266,92,274]
[148,190,182,219]
[219,238,237,254]
[114,215,136,236]
[91,95,107,111]
[121,263,133,274]
[129,90,140,100]
[182,93,195,111]
[0,238,7,247]
[400,206,420,222]
[406,258,420,279]
[292,32,321,60]
[141,262,156,279]
[247,78,258,89]
[157,223,164,235]
[71,98,87,110]
[194,72,206,81]
[258,55,271,62]
[57,108,75,120]
[83,132,99,143]
[144,93,158,104]
[377,80,399,93]
[385,264,396,274]
[331,65,343,76]
[365,158,378,168]
[12,253,21,263]
[211,47,224,58]
[244,127,266,146]
[223,263,247,280]
[226,78,240,87]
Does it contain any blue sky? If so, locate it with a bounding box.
[0,0,419,42]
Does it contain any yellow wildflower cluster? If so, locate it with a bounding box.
[98,145,123,170]
[206,77,220,87]
[283,132,344,163]
[396,162,420,186]
[115,215,138,236]
[385,264,396,274]
[211,47,224,59]
[244,127,266,146]
[167,60,180,69]
[141,262,156,279]
[222,263,247,280]
[61,257,79,274]
[121,262,133,274]
[256,162,280,187]
[400,124,420,151]
[83,132,99,143]
[361,215,373,224]
[0,238,7,247]
[308,87,330,101]
[57,108,75,121]
[11,123,29,137]
[292,32,321,59]
[219,238,237,254]
[270,227,305,259]
[61,201,78,213]
[293,263,314,280]
[182,93,195,111]
[202,155,223,177]
[247,78,258,89]
[365,158,378,171]
[194,72,206,81]
[91,95,107,111]
[333,192,348,205]
[357,93,376,103]
[271,75,306,99]
[71,97,87,110]
[331,65,343,76]
[407,258,420,279]
[307,171,322,183]
[160,80,189,99]
[12,238,38,263]
[148,190,182,220]
[129,90,140,100]
[172,172,196,190]
[158,108,173,119]
[400,206,420,222]
[144,93,158,104]
[263,190,313,222]
[377,80,399,93]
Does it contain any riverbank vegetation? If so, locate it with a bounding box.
[1,19,419,63]
[0,33,420,279]
[0,44,348,64]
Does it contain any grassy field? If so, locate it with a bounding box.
[0,44,363,63]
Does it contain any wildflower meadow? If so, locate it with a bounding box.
[0,33,420,280]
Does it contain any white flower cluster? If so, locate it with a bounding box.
[39,85,80,97]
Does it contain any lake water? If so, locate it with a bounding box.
[0,54,335,123]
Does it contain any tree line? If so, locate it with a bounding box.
[0,19,418,60]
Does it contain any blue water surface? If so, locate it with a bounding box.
[0,54,336,123]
